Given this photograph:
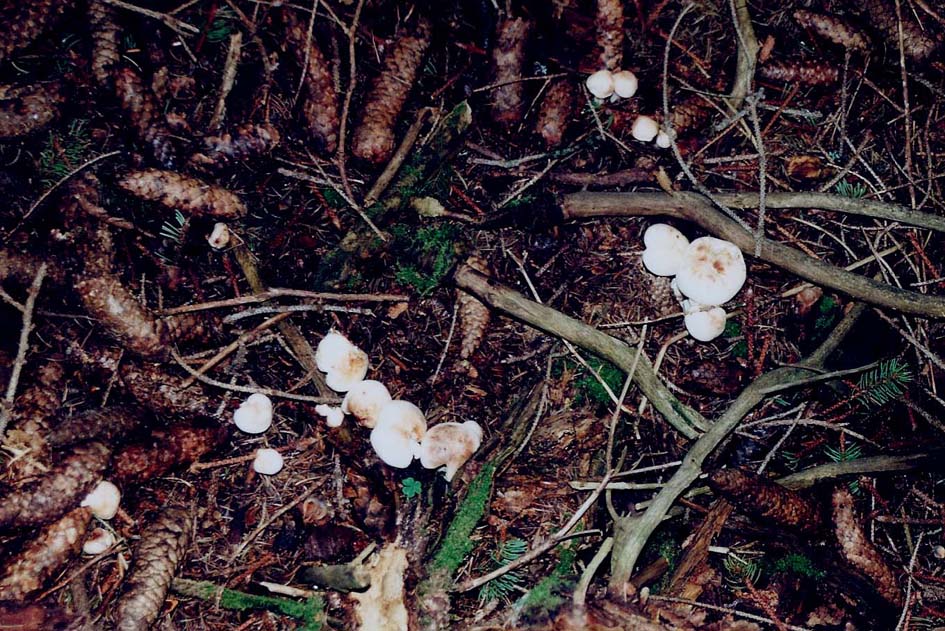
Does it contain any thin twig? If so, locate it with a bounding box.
[102,0,199,34]
[364,108,432,208]
[209,31,243,129]
[335,0,366,212]
[228,487,319,562]
[159,287,406,316]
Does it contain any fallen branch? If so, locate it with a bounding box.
[172,578,324,630]
[561,191,945,318]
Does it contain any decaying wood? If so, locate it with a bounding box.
[0,507,91,601]
[595,0,624,70]
[114,506,192,631]
[284,10,339,153]
[490,17,531,128]
[708,468,823,533]
[352,18,432,164]
[113,67,177,168]
[188,123,281,171]
[831,487,903,607]
[0,82,65,139]
[118,169,248,219]
[0,0,72,63]
[794,10,870,50]
[0,441,110,530]
[111,420,229,485]
[88,0,121,89]
[758,59,839,86]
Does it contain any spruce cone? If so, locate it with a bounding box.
[596,0,624,70]
[118,169,247,219]
[491,17,531,128]
[0,0,72,63]
[708,468,823,533]
[0,82,64,139]
[114,67,177,168]
[831,487,903,606]
[670,96,713,135]
[457,256,491,361]
[76,275,170,360]
[858,0,940,62]
[112,420,229,485]
[188,123,281,171]
[758,59,839,86]
[88,0,121,89]
[536,79,577,147]
[0,441,110,530]
[46,406,146,448]
[120,363,213,418]
[113,506,192,631]
[284,11,339,153]
[0,507,91,601]
[352,18,432,164]
[794,10,869,51]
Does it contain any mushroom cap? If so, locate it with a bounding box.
[612,70,638,98]
[341,380,392,428]
[315,331,355,372]
[316,332,369,392]
[208,223,229,249]
[675,237,747,306]
[83,528,116,555]
[655,131,671,148]
[253,448,284,475]
[81,480,121,520]
[233,393,273,434]
[641,223,690,276]
[586,70,615,99]
[370,401,427,469]
[683,302,727,341]
[631,115,659,142]
[417,421,483,481]
[315,404,345,428]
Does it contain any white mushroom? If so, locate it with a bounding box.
[655,131,671,148]
[233,393,273,434]
[682,301,728,342]
[641,223,690,276]
[369,401,427,469]
[612,70,638,98]
[315,404,345,428]
[631,115,659,142]
[253,448,284,475]
[417,421,483,481]
[341,380,392,428]
[82,528,116,555]
[675,236,747,306]
[207,223,229,249]
[81,481,121,520]
[315,331,369,392]
[586,69,615,99]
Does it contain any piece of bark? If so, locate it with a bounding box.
[88,0,121,89]
[351,18,432,164]
[118,169,247,219]
[793,10,870,51]
[456,255,491,361]
[119,363,213,418]
[0,441,110,530]
[113,67,177,168]
[112,420,229,485]
[0,507,92,601]
[831,487,903,607]
[0,0,72,63]
[536,79,577,148]
[490,17,531,128]
[858,0,940,62]
[284,11,338,153]
[0,82,64,139]
[188,123,281,171]
[708,468,823,534]
[113,506,192,631]
[596,0,624,70]
[758,59,839,86]
[46,406,147,448]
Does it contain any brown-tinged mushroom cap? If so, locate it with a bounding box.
[417,421,483,481]
[675,236,746,306]
[369,401,427,468]
[341,380,392,428]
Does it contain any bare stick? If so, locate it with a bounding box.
[0,264,47,439]
[209,31,243,129]
[363,108,432,208]
[102,0,199,34]
[159,287,406,316]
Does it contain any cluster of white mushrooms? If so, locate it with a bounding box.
[641,224,747,342]
[232,331,482,482]
[585,69,670,148]
[79,480,121,555]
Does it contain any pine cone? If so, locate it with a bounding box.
[0,0,71,63]
[535,79,577,147]
[491,17,531,128]
[118,169,247,219]
[114,506,192,631]
[188,123,280,171]
[352,18,432,164]
[284,11,338,153]
[670,96,713,135]
[114,67,177,167]
[758,59,839,86]
[0,82,64,139]
[46,406,146,448]
[708,468,823,533]
[831,487,903,606]
[0,507,91,601]
[857,0,940,62]
[457,255,491,361]
[75,275,170,360]
[794,10,870,51]
[120,362,213,418]
[88,0,121,89]
[112,420,229,485]
[596,0,624,70]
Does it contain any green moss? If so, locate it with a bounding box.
[573,357,623,406]
[429,461,497,576]
[392,224,460,296]
[772,553,826,580]
[173,579,324,630]
[515,540,579,621]
[321,187,347,209]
